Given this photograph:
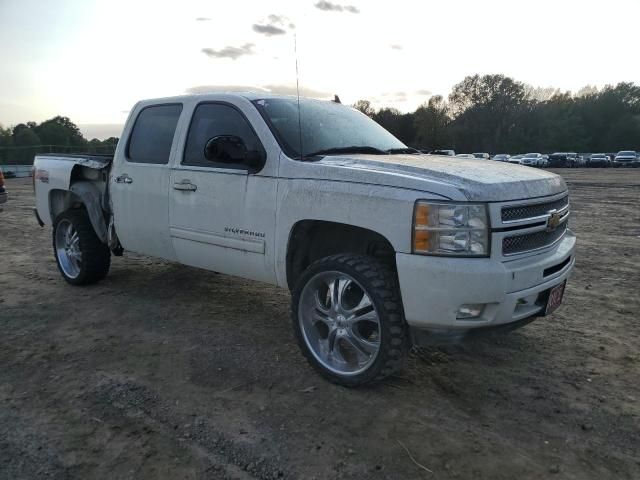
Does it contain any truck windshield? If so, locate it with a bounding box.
[252,97,407,159]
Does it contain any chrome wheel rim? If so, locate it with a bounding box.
[55,219,82,279]
[299,271,381,376]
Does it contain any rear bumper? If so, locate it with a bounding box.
[396,231,576,339]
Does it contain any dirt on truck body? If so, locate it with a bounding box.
[0,169,639,479]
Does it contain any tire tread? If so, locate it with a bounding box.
[291,254,409,387]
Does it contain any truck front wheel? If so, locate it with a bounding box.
[292,254,409,387]
[53,209,110,285]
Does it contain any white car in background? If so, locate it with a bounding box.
[492,154,511,162]
[508,154,524,165]
[613,150,638,167]
[473,153,490,160]
[455,153,476,159]
[521,153,545,167]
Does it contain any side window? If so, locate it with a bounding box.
[127,104,182,164]
[183,103,264,169]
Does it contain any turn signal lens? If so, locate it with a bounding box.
[414,203,430,227]
[413,230,431,251]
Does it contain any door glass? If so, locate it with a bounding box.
[183,103,263,169]
[127,104,182,164]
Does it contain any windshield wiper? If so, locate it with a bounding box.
[303,146,387,158]
[386,147,420,154]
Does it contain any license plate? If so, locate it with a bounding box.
[545,281,566,315]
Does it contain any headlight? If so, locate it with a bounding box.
[413,201,489,256]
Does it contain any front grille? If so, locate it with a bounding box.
[503,222,567,255]
[501,195,568,222]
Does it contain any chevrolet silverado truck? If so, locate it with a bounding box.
[33,93,576,386]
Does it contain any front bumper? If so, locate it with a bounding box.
[613,160,639,167]
[396,231,576,340]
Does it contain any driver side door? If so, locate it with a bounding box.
[168,102,278,283]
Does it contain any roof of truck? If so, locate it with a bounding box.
[137,91,320,105]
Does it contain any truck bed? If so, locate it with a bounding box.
[36,153,113,169]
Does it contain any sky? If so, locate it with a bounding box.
[1,0,639,139]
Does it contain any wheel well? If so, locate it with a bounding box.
[49,189,83,222]
[286,220,396,290]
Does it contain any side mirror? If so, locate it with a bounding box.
[204,135,266,171]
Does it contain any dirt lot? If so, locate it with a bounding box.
[1,169,639,479]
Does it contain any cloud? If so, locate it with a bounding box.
[201,44,254,60]
[416,89,432,96]
[314,1,360,13]
[195,17,210,21]
[185,84,332,99]
[252,24,287,36]
[390,44,403,50]
[252,14,295,36]
[379,91,408,102]
[268,14,295,29]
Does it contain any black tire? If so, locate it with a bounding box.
[53,209,111,285]
[291,254,410,387]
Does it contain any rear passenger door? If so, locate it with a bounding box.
[110,103,183,260]
[168,101,278,283]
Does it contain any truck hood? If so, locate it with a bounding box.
[308,154,567,202]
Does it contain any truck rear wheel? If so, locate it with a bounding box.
[53,209,110,285]
[291,254,409,387]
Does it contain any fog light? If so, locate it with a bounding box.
[456,304,485,319]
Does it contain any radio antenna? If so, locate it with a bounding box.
[294,32,303,159]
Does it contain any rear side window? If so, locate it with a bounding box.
[183,103,264,169]
[127,104,182,164]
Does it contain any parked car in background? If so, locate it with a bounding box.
[429,149,456,156]
[613,150,638,167]
[587,153,611,167]
[0,168,7,204]
[541,155,550,168]
[455,153,476,159]
[521,153,545,167]
[548,152,577,168]
[473,153,490,159]
[508,155,524,165]
[492,154,511,162]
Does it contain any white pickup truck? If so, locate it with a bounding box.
[33,93,575,386]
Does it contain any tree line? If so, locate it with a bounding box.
[0,116,118,165]
[2,74,638,165]
[354,74,640,154]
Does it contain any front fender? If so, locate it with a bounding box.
[274,178,449,287]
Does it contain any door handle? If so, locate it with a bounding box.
[173,180,197,192]
[115,174,133,184]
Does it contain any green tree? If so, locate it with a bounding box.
[11,123,41,164]
[0,124,13,164]
[352,99,376,117]
[449,74,527,152]
[413,95,451,149]
[34,116,86,148]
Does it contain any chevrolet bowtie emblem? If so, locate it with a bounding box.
[546,211,562,231]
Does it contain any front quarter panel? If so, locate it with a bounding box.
[274,177,449,287]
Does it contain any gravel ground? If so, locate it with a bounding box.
[0,169,639,479]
